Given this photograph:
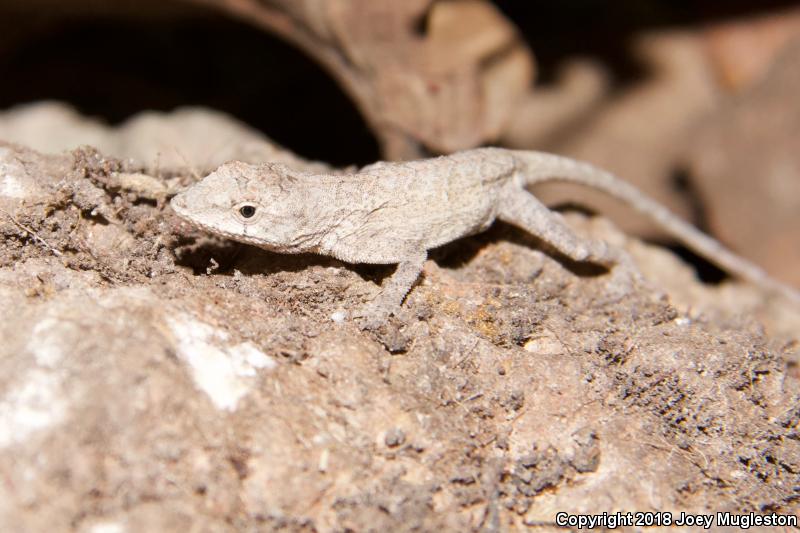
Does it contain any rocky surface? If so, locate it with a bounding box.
[0,122,798,531]
[0,102,328,175]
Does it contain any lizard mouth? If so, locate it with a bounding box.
[169,193,226,236]
[169,193,191,218]
[169,196,276,249]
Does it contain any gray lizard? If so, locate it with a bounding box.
[170,148,800,321]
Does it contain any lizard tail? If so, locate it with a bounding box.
[511,150,800,304]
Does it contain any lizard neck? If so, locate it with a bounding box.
[290,174,377,257]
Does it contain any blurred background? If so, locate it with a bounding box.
[0,0,798,285]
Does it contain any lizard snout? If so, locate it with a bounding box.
[169,192,189,217]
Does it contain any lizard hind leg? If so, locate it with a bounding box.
[497,190,622,268]
[496,191,646,299]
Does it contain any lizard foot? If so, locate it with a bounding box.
[353,302,392,331]
[353,304,413,353]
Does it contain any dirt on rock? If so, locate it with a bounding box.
[0,122,798,531]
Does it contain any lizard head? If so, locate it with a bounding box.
[170,161,320,252]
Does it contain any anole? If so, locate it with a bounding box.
[170,148,800,323]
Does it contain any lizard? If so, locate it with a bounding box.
[169,147,800,324]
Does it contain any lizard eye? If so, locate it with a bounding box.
[233,202,260,223]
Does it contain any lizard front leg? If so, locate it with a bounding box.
[355,249,427,329]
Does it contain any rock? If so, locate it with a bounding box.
[0,102,328,175]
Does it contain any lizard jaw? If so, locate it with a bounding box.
[170,193,287,251]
